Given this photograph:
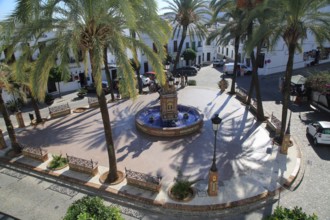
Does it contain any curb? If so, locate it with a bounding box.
[0,153,297,213]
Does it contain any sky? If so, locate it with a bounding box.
[0,0,170,21]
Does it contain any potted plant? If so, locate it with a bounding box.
[77,88,87,99]
[168,170,200,202]
[218,75,228,93]
[47,154,68,170]
[45,93,54,105]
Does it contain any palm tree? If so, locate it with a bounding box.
[163,0,210,71]
[208,0,246,94]
[8,0,170,183]
[254,0,330,142]
[0,64,21,153]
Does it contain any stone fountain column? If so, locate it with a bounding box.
[160,80,178,122]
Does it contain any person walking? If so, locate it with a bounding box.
[184,74,188,86]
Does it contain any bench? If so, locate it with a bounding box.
[22,145,48,162]
[49,103,71,119]
[266,113,281,135]
[88,97,99,108]
[236,87,248,103]
[66,154,98,176]
[125,168,162,192]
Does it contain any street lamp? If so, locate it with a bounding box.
[208,113,222,196]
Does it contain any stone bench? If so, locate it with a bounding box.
[266,113,281,135]
[236,87,248,103]
[125,168,162,192]
[22,145,48,162]
[49,103,71,119]
[66,154,98,176]
[88,97,99,108]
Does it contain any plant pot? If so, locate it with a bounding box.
[168,185,196,202]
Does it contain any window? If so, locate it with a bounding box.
[174,41,178,52]
[226,48,228,56]
[186,42,190,49]
[192,42,196,51]
[198,41,202,47]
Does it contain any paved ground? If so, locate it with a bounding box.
[0,63,329,219]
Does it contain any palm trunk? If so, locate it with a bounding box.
[230,36,240,94]
[252,43,265,121]
[247,22,254,105]
[280,43,295,142]
[103,47,115,101]
[0,89,21,153]
[90,49,118,182]
[57,82,61,98]
[30,95,42,123]
[173,26,188,72]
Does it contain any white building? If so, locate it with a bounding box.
[215,26,330,75]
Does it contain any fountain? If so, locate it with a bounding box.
[135,77,203,137]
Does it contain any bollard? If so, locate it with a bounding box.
[0,129,7,149]
[16,111,25,128]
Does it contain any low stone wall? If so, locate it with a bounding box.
[236,87,248,103]
[49,103,71,119]
[88,97,99,108]
[22,145,48,162]
[67,154,98,176]
[125,168,162,192]
[266,113,281,135]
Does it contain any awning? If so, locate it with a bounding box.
[291,75,306,85]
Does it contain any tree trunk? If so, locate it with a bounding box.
[230,36,240,94]
[252,43,265,121]
[173,26,188,72]
[90,49,118,183]
[279,43,295,142]
[247,21,254,105]
[0,89,21,153]
[30,95,42,123]
[57,82,61,98]
[103,47,115,101]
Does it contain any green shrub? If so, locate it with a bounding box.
[306,71,330,94]
[64,196,123,220]
[5,99,22,113]
[48,154,67,169]
[171,170,200,200]
[187,80,196,86]
[266,206,318,220]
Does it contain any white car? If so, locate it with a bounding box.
[213,59,225,67]
[223,63,252,75]
[306,121,330,146]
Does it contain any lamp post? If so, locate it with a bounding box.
[208,113,222,196]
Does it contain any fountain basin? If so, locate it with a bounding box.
[135,105,203,137]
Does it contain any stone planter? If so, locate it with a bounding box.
[168,184,196,203]
[218,79,228,92]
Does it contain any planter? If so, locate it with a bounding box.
[168,184,196,203]
[47,161,68,171]
[77,93,86,99]
[218,79,228,92]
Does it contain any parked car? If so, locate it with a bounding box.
[223,63,252,75]
[213,59,225,67]
[172,66,198,77]
[306,121,330,146]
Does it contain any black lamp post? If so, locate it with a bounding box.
[210,114,222,172]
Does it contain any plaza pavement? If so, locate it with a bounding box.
[0,82,302,213]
